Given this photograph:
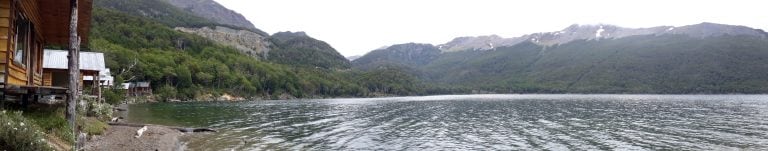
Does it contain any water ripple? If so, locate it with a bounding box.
[129,94,768,150]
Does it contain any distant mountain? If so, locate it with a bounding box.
[161,0,259,31]
[439,22,768,52]
[438,35,519,52]
[346,55,362,61]
[352,43,442,70]
[356,23,768,93]
[268,32,351,69]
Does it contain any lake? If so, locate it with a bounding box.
[125,94,768,150]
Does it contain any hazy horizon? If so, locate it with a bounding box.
[214,0,767,57]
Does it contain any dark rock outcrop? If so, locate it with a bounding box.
[176,26,271,59]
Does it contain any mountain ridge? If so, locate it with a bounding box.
[160,0,260,32]
[438,22,767,52]
[352,43,442,70]
[354,22,768,93]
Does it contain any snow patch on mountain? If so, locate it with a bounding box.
[595,25,605,38]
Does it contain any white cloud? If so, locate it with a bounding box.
[215,0,768,56]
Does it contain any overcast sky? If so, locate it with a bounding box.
[214,0,767,57]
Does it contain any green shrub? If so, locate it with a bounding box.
[0,110,53,150]
[103,89,126,105]
[155,85,178,102]
[87,100,113,120]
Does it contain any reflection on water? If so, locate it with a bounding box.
[127,94,768,150]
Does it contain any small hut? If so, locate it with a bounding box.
[42,49,106,97]
[125,82,152,97]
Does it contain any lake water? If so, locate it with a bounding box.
[126,94,768,150]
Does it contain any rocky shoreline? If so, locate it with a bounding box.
[84,125,184,151]
[82,104,213,150]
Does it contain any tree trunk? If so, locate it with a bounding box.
[66,0,80,150]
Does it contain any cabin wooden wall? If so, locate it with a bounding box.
[43,69,90,89]
[0,0,9,85]
[0,0,44,86]
[42,70,50,86]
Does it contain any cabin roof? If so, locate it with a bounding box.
[134,82,150,88]
[122,82,150,89]
[43,49,104,71]
[39,0,93,46]
[84,68,114,81]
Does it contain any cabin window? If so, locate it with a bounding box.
[14,14,31,68]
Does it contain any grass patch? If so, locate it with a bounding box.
[80,116,109,135]
[21,105,75,144]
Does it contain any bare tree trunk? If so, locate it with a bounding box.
[66,0,80,150]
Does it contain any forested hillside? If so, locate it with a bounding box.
[268,32,351,69]
[88,0,425,100]
[90,8,304,99]
[87,8,370,100]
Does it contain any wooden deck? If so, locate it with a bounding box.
[3,84,69,95]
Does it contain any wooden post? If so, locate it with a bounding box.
[95,72,101,103]
[91,73,95,95]
[66,0,80,150]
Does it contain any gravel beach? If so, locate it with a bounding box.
[84,125,184,151]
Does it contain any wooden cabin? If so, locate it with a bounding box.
[0,0,93,98]
[125,82,153,97]
[42,49,104,94]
